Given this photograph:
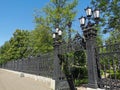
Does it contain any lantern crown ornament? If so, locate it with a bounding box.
[52,27,62,40]
[79,6,100,30]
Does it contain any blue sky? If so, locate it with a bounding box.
[0,0,91,46]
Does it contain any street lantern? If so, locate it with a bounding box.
[56,27,59,33]
[58,29,62,36]
[53,27,62,40]
[80,7,100,28]
[79,16,86,26]
[53,33,56,39]
[85,7,92,17]
[93,9,100,20]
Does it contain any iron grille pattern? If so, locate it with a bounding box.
[2,53,54,78]
[96,42,120,89]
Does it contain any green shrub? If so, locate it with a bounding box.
[107,70,120,79]
[74,78,88,86]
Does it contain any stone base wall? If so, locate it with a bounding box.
[77,87,105,90]
[1,69,55,90]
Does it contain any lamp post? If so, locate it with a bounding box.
[53,27,77,90]
[53,27,62,81]
[79,7,100,88]
[53,27,66,90]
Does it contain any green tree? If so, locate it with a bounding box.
[30,23,53,54]
[105,29,120,44]
[32,0,78,54]
[91,0,120,33]
[35,0,78,38]
[0,41,10,63]
[7,29,31,60]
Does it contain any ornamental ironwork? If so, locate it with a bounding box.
[96,42,120,89]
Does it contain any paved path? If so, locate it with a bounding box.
[0,69,51,90]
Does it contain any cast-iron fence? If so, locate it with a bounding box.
[2,52,54,78]
[96,42,120,89]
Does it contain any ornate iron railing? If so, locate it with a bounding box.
[96,42,120,89]
[2,52,54,78]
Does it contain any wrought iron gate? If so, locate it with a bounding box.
[57,33,87,89]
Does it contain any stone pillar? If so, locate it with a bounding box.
[84,27,98,88]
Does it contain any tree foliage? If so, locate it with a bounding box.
[0,0,78,63]
[0,29,31,63]
[91,0,120,33]
[35,0,78,39]
[0,41,10,64]
[30,24,53,54]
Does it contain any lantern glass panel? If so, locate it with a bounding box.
[53,33,56,38]
[56,28,59,33]
[85,7,92,17]
[58,30,62,36]
[94,9,100,19]
[79,17,86,26]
